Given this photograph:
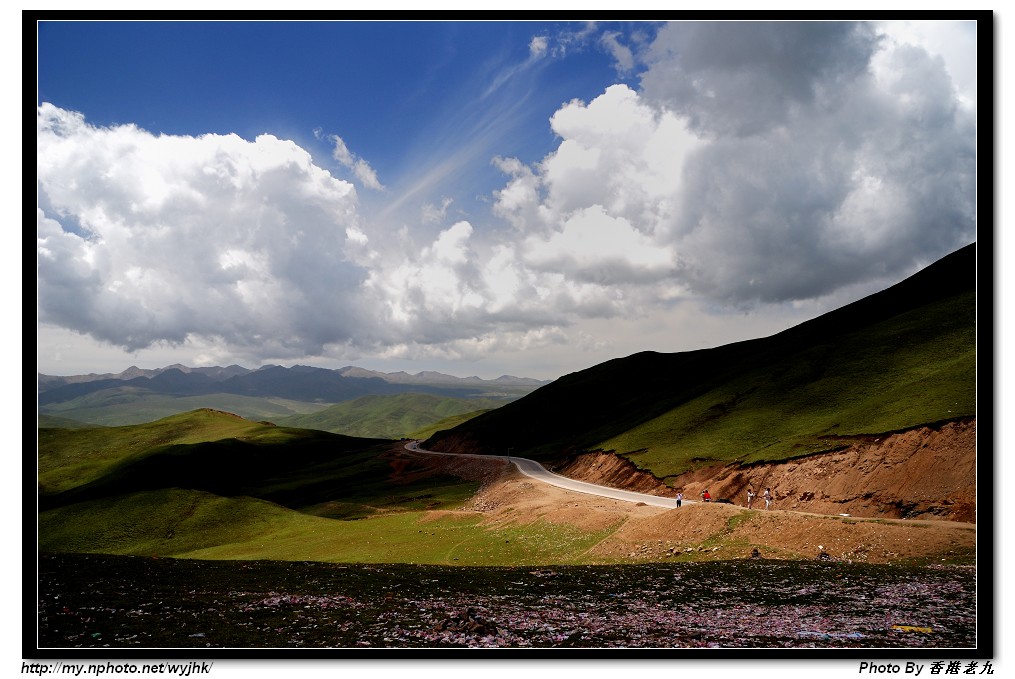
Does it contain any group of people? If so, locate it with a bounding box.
[673,486,773,509]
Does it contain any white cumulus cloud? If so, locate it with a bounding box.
[38,104,372,358]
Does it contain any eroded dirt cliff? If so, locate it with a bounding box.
[556,418,976,523]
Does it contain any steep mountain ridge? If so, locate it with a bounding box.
[425,243,977,478]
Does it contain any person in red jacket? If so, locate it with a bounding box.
[701,489,711,502]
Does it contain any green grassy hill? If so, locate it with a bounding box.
[37,408,610,565]
[426,243,977,481]
[38,408,407,506]
[39,408,273,495]
[273,393,508,438]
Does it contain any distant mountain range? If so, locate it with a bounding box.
[36,363,550,426]
[39,364,547,391]
[36,365,549,406]
[333,366,547,387]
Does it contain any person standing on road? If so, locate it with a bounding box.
[676,491,683,508]
[763,487,772,509]
[747,487,756,509]
[701,489,711,502]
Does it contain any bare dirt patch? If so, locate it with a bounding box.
[398,419,977,566]
[410,457,974,565]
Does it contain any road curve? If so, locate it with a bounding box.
[404,440,687,509]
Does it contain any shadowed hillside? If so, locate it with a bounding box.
[425,243,977,477]
[38,409,393,510]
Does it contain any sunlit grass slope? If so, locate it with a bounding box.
[426,244,977,478]
[273,393,507,439]
[39,488,617,566]
[600,289,975,478]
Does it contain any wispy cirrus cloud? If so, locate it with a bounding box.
[314,128,384,191]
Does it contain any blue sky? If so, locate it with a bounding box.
[38,21,630,223]
[36,19,980,380]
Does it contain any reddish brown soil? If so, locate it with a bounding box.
[559,418,976,523]
[385,419,978,565]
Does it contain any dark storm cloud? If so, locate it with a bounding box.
[640,21,882,138]
[640,21,976,304]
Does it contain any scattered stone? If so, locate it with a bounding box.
[433,608,499,636]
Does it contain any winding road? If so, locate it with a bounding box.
[404,440,688,509]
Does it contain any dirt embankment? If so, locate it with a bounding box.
[390,426,977,565]
[557,418,976,523]
[413,455,975,565]
[387,418,974,560]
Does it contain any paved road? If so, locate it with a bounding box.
[404,440,687,509]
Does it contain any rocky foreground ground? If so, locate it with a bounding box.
[38,553,977,651]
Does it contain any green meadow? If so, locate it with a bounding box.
[39,489,614,565]
[37,409,618,566]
